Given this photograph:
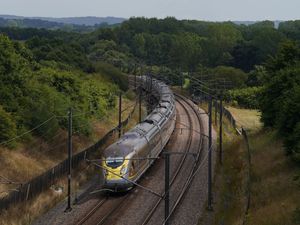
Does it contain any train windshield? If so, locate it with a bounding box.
[106,157,124,168]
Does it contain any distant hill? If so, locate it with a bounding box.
[0,15,126,26]
[233,20,283,28]
[233,21,258,26]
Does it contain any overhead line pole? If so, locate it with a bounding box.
[139,87,142,123]
[207,96,213,211]
[215,100,218,126]
[219,98,223,165]
[118,92,122,138]
[134,71,137,90]
[65,108,73,212]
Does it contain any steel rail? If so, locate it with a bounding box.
[92,96,195,225]
[161,94,205,224]
[76,198,107,225]
[140,95,198,225]
[95,195,130,225]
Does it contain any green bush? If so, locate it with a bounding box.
[226,86,263,109]
[0,106,17,147]
[213,66,248,88]
[293,208,300,224]
[0,34,122,147]
[94,62,128,91]
[259,41,300,163]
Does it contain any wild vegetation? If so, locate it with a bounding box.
[204,107,300,225]
[0,31,143,225]
[259,41,300,163]
[0,34,129,147]
[0,15,299,182]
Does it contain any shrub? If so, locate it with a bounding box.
[226,86,263,109]
[259,41,300,163]
[0,106,17,147]
[94,62,128,91]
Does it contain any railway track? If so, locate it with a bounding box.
[76,194,130,225]
[140,94,204,225]
[139,95,195,225]
[165,94,205,224]
[73,94,205,225]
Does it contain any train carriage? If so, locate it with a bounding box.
[102,76,176,191]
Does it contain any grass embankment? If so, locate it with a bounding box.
[226,106,262,131]
[0,94,146,225]
[199,106,300,225]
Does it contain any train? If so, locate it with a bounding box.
[101,76,176,191]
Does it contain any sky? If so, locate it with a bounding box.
[0,0,300,21]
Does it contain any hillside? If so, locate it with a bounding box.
[0,15,126,26]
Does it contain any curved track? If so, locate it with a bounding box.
[71,94,205,225]
[140,94,204,225]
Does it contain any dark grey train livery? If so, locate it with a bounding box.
[102,76,176,191]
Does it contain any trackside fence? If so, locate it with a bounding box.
[0,101,138,211]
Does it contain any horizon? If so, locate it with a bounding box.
[0,14,292,23]
[1,0,300,21]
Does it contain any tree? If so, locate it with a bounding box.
[213,66,248,88]
[0,106,17,147]
[231,41,259,72]
[259,41,300,162]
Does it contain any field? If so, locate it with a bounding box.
[225,106,262,131]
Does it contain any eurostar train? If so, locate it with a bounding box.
[102,76,176,191]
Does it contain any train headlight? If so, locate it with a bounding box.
[120,165,126,175]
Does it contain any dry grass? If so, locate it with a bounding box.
[0,162,98,225]
[210,136,248,225]
[203,105,300,225]
[0,189,63,225]
[247,131,300,225]
[226,106,262,131]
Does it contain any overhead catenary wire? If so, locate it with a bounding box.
[0,110,92,147]
[0,92,140,148]
[43,96,140,154]
[0,116,56,146]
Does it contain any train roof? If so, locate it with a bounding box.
[103,76,175,158]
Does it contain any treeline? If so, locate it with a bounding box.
[0,17,300,160]
[90,18,289,71]
[259,41,300,163]
[0,34,125,147]
[0,17,112,32]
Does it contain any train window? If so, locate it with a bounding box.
[106,157,124,168]
[124,133,138,139]
[145,119,154,124]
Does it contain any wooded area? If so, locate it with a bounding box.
[0,17,299,162]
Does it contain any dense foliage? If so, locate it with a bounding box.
[259,41,300,162]
[0,17,113,32]
[226,87,263,109]
[0,34,121,147]
[1,17,300,160]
